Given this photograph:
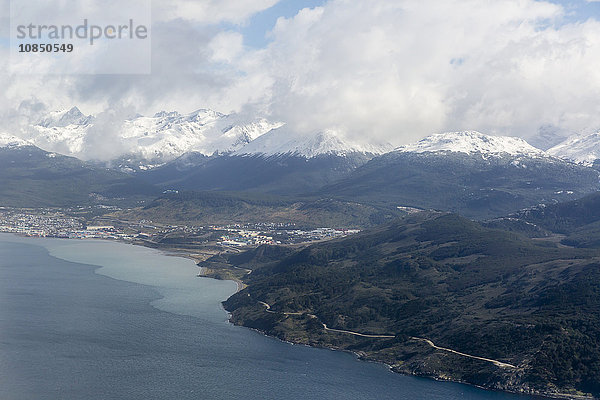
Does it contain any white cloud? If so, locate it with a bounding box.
[153,0,280,24]
[238,0,600,144]
[2,0,600,151]
[209,31,244,63]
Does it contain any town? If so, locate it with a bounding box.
[0,207,360,247]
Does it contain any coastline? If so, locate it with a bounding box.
[72,236,600,400]
[223,315,594,400]
[3,233,594,400]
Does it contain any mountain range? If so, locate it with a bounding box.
[0,135,158,207]
[130,129,599,218]
[138,127,392,195]
[4,108,600,219]
[315,131,599,218]
[18,106,600,170]
[4,108,600,398]
[28,107,282,170]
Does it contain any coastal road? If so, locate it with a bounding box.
[321,323,395,338]
[409,337,517,369]
[258,300,517,369]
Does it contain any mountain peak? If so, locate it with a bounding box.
[547,131,600,166]
[153,111,181,119]
[0,133,31,148]
[235,126,393,159]
[187,108,225,120]
[30,107,280,164]
[396,131,545,157]
[151,109,227,125]
[37,107,92,128]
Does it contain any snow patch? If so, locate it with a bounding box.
[548,131,600,165]
[28,108,282,166]
[0,133,31,148]
[235,126,393,158]
[397,131,546,157]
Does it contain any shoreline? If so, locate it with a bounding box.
[3,233,595,400]
[168,246,596,400]
[224,317,594,400]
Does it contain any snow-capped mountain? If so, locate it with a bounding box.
[316,130,599,219]
[547,131,600,166]
[28,108,281,168]
[115,109,281,168]
[37,106,94,128]
[30,108,92,157]
[235,126,393,158]
[0,132,31,148]
[396,131,546,157]
[27,107,394,169]
[140,127,392,195]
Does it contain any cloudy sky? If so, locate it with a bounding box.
[1,0,600,147]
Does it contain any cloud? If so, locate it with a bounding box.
[209,31,244,63]
[153,0,280,24]
[2,0,600,152]
[242,0,600,144]
[0,0,276,123]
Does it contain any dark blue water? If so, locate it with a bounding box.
[0,235,540,400]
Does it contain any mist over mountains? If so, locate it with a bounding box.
[3,108,600,219]
[6,106,600,172]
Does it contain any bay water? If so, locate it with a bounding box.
[0,234,539,399]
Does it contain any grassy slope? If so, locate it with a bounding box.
[117,191,405,229]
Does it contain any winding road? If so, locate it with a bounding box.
[258,300,516,369]
[409,337,516,369]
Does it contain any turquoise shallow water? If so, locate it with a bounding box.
[0,234,540,400]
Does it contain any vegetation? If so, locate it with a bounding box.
[220,212,600,398]
[515,192,600,249]
[116,191,404,229]
[140,153,373,195]
[0,146,158,207]
[317,152,600,219]
[517,192,600,233]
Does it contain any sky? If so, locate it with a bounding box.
[1,0,599,153]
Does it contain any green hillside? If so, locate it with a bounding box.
[119,191,404,229]
[317,151,600,219]
[221,212,600,398]
[0,146,159,207]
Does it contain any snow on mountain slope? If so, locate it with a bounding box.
[547,131,600,166]
[0,133,31,148]
[117,109,282,163]
[396,131,546,157]
[37,107,94,128]
[28,108,281,166]
[235,126,393,158]
[31,121,89,156]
